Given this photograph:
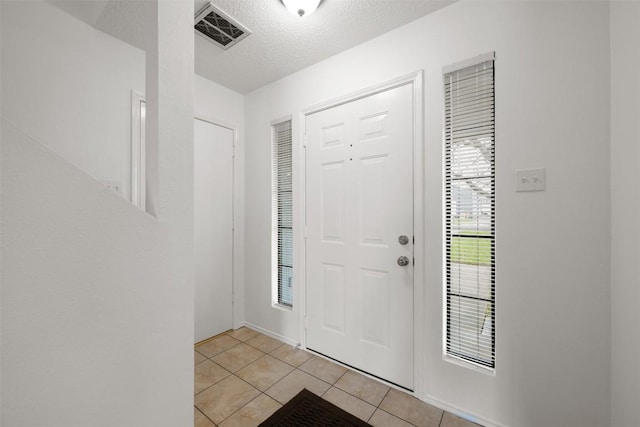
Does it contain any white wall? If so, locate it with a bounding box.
[610,2,640,426]
[195,75,244,129]
[1,1,247,336]
[1,123,191,426]
[244,2,611,426]
[0,0,3,420]
[0,3,244,206]
[1,0,145,201]
[1,1,195,425]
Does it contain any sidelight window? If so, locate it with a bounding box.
[444,54,496,369]
[272,119,293,307]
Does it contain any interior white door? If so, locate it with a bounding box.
[305,83,414,389]
[194,118,234,343]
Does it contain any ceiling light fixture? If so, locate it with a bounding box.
[282,0,321,17]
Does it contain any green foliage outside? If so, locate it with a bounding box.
[450,232,492,266]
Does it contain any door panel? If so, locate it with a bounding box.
[322,263,346,334]
[360,154,389,246]
[194,119,234,343]
[360,268,390,347]
[321,162,346,242]
[306,84,414,389]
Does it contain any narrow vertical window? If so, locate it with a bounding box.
[272,119,293,307]
[444,56,495,368]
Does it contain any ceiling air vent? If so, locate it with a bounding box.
[194,3,251,50]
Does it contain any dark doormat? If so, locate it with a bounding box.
[259,389,372,426]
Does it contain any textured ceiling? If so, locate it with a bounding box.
[194,0,454,93]
[49,0,455,94]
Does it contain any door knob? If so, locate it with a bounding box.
[397,256,410,267]
[398,235,409,245]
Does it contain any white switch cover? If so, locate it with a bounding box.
[516,168,546,192]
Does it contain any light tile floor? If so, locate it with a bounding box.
[194,327,482,427]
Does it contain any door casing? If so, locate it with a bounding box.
[297,71,425,396]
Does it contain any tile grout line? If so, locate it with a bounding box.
[247,339,313,370]
[268,346,312,370]
[195,340,244,360]
[334,374,388,409]
[367,387,391,424]
[374,388,388,421]
[195,347,274,415]
[298,355,349,385]
[194,404,217,427]
[195,329,261,364]
[334,368,349,385]
[194,364,233,397]
[201,336,382,424]
[317,368,345,398]
[218,362,342,424]
[269,347,312,369]
[197,345,276,424]
[198,368,282,424]
[261,369,295,404]
[372,387,421,427]
[203,342,267,376]
[232,369,280,398]
[198,368,415,426]
[325,377,385,422]
[197,330,430,427]
[308,366,392,424]
[213,381,266,427]
[194,330,279,425]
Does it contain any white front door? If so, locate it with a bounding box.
[305,83,414,389]
[194,118,234,343]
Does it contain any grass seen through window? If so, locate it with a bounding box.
[450,232,491,266]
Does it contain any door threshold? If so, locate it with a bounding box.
[306,347,414,393]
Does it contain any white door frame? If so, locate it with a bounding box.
[131,96,241,333]
[297,71,425,395]
[131,91,146,211]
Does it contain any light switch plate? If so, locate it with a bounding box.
[516,168,546,192]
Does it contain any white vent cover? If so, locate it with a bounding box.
[194,3,251,50]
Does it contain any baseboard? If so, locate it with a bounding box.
[416,393,507,427]
[239,321,299,348]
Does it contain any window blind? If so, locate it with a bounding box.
[444,57,495,368]
[272,120,293,307]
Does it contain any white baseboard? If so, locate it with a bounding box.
[416,393,507,427]
[239,321,299,348]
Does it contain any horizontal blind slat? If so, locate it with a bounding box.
[444,57,495,369]
[273,119,293,307]
[445,66,494,85]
